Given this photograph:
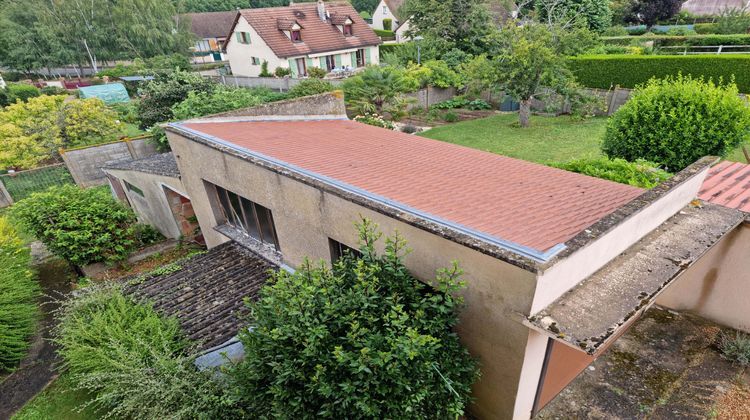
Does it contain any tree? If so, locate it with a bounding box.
[230,220,479,418]
[460,55,498,100]
[624,0,683,27]
[343,66,413,116]
[535,0,612,32]
[402,0,495,55]
[602,75,750,172]
[490,23,578,127]
[136,70,215,129]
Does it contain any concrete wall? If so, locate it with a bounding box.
[657,222,750,332]
[167,131,539,419]
[187,91,347,121]
[405,86,458,109]
[103,168,186,240]
[61,138,158,187]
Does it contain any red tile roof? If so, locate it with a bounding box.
[699,160,750,212]
[180,120,643,253]
[231,2,380,58]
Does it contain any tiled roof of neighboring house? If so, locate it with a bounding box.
[231,2,381,58]
[681,0,750,16]
[699,160,750,212]
[177,119,643,253]
[126,242,276,350]
[183,11,237,39]
[103,152,180,178]
[383,0,406,20]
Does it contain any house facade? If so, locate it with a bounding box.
[183,11,236,64]
[371,0,404,31]
[225,1,381,78]
[161,92,750,418]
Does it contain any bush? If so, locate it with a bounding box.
[550,157,671,188]
[307,66,328,79]
[259,61,272,77]
[382,17,392,31]
[602,25,629,36]
[432,98,469,110]
[0,88,11,107]
[39,86,69,96]
[55,284,237,418]
[602,34,750,47]
[0,217,39,372]
[443,111,459,122]
[602,75,750,171]
[715,8,750,35]
[7,84,40,103]
[693,23,718,34]
[171,86,285,120]
[401,123,420,134]
[665,27,696,36]
[274,66,291,78]
[374,29,395,37]
[468,99,492,110]
[230,220,479,418]
[11,185,138,266]
[110,100,140,124]
[568,54,750,93]
[353,113,395,129]
[136,70,215,129]
[719,331,750,366]
[287,78,334,98]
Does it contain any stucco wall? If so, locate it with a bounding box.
[372,0,399,30]
[167,131,539,419]
[104,168,187,240]
[227,17,288,77]
[61,138,159,187]
[657,222,750,332]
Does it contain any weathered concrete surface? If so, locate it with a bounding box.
[61,137,158,187]
[529,202,744,355]
[537,307,750,419]
[185,91,347,121]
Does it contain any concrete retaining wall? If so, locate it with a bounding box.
[190,91,347,121]
[208,75,344,92]
[61,137,158,187]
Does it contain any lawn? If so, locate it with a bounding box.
[11,373,98,420]
[419,113,749,166]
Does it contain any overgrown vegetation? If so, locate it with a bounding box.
[171,86,286,120]
[719,331,750,366]
[602,75,750,171]
[287,78,335,98]
[11,185,139,266]
[54,284,236,419]
[550,157,671,188]
[136,70,215,130]
[230,220,480,418]
[0,216,39,372]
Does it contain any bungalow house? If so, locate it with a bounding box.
[372,0,404,31]
[183,11,237,64]
[224,1,381,77]
[152,91,750,418]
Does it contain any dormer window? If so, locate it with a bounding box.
[343,24,353,36]
[291,29,302,42]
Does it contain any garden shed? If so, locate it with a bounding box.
[78,83,129,104]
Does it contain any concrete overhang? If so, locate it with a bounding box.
[525,201,745,356]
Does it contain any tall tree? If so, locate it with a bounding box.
[624,0,683,26]
[402,0,495,55]
[535,0,612,32]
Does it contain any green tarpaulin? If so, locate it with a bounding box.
[78,83,130,104]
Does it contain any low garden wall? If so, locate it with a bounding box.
[60,136,158,188]
[207,75,344,91]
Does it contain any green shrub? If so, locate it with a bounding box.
[54,284,237,418]
[601,34,750,47]
[0,88,11,107]
[11,185,138,266]
[307,66,328,79]
[602,75,750,171]
[7,84,40,103]
[382,17,392,31]
[665,27,696,36]
[568,54,750,92]
[468,99,492,110]
[443,111,460,122]
[230,220,479,418]
[602,25,629,36]
[259,60,272,77]
[432,98,470,110]
[550,157,671,188]
[287,78,334,98]
[719,331,750,366]
[0,217,39,372]
[715,8,750,35]
[353,113,395,129]
[39,86,69,96]
[136,70,215,129]
[374,29,395,37]
[171,85,285,120]
[694,23,718,34]
[274,66,291,77]
[110,101,140,124]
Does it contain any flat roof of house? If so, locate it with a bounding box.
[173,119,643,258]
[699,160,750,212]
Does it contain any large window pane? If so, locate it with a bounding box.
[256,204,279,249]
[240,197,261,240]
[216,188,234,225]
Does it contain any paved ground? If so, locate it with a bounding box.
[538,307,750,419]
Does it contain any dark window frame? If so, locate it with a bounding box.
[124,180,144,197]
[291,29,302,42]
[213,184,280,250]
[325,55,336,71]
[329,238,362,262]
[355,48,366,67]
[343,24,353,36]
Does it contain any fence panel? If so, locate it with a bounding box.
[0,164,74,204]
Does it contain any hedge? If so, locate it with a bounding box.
[568,55,750,92]
[602,34,750,47]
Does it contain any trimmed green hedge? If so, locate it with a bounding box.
[602,34,750,47]
[374,29,395,37]
[568,55,750,92]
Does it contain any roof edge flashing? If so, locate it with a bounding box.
[167,123,563,270]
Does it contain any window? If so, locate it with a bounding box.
[124,180,144,197]
[329,238,362,262]
[295,57,307,77]
[325,55,336,71]
[251,56,261,65]
[355,48,366,67]
[383,5,388,14]
[343,24,353,36]
[235,31,251,44]
[291,29,302,42]
[213,185,280,250]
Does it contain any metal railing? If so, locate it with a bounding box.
[656,45,750,55]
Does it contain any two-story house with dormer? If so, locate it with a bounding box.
[224,0,381,78]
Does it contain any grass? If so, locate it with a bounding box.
[12,373,98,420]
[123,123,145,138]
[419,113,750,165]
